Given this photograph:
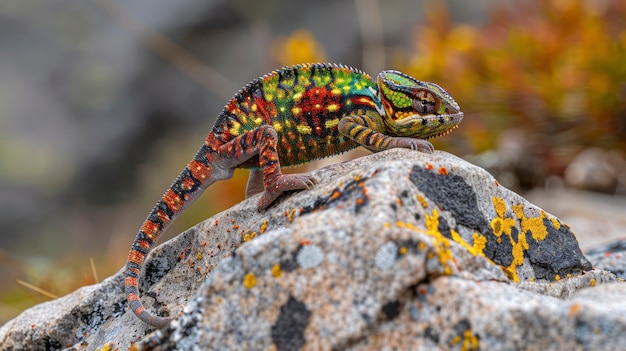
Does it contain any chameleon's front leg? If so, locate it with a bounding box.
[218,125,316,210]
[338,114,434,153]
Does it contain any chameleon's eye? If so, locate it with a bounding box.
[412,90,438,115]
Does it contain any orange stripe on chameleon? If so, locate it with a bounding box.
[125,277,139,288]
[163,189,183,213]
[137,240,151,250]
[128,250,145,263]
[189,160,211,182]
[181,177,195,191]
[141,221,160,236]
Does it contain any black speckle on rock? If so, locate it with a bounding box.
[144,256,171,285]
[382,300,402,320]
[271,296,311,351]
[526,217,592,280]
[424,326,440,343]
[438,216,452,239]
[483,228,514,268]
[44,336,63,351]
[409,166,490,234]
[112,298,127,319]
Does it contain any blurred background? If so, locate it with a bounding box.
[1,0,625,324]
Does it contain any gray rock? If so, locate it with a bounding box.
[1,149,622,351]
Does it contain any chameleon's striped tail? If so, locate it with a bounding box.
[124,145,219,328]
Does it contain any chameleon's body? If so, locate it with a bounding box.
[125,63,463,327]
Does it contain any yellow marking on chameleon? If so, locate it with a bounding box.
[266,94,274,102]
[327,104,339,112]
[297,125,312,134]
[279,106,286,113]
[243,273,256,288]
[315,104,321,109]
[343,85,351,92]
[331,88,341,95]
[291,107,302,116]
[293,92,303,101]
[324,118,339,129]
[254,117,263,125]
[251,104,258,112]
[230,122,242,136]
[273,122,283,133]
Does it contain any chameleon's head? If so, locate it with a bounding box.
[377,70,463,138]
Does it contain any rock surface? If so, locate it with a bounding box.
[1,149,624,351]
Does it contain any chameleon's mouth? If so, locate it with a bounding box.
[428,123,460,139]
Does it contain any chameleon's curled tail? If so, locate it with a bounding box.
[124,145,219,328]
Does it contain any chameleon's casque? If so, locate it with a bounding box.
[125,63,463,327]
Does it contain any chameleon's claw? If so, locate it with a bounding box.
[257,174,317,210]
[390,137,434,154]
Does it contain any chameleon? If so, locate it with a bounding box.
[124,63,463,327]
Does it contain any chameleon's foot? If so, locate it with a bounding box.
[390,138,434,153]
[258,174,317,210]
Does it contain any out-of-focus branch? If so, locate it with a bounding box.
[96,0,237,100]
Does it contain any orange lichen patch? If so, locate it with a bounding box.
[451,229,489,259]
[243,273,257,288]
[242,231,257,242]
[550,217,561,230]
[329,189,342,201]
[396,209,456,275]
[569,302,582,316]
[233,225,240,230]
[287,208,296,223]
[417,194,428,208]
[494,179,499,186]
[512,205,549,241]
[300,239,311,245]
[215,220,219,225]
[425,162,433,170]
[396,198,403,206]
[462,329,479,351]
[356,198,365,206]
[489,197,516,243]
[259,219,268,234]
[272,264,282,278]
[438,166,448,175]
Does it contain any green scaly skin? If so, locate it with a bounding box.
[125,63,463,327]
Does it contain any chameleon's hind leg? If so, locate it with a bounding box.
[245,169,264,198]
[217,125,316,210]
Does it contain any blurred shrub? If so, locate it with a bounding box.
[395,0,626,155]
